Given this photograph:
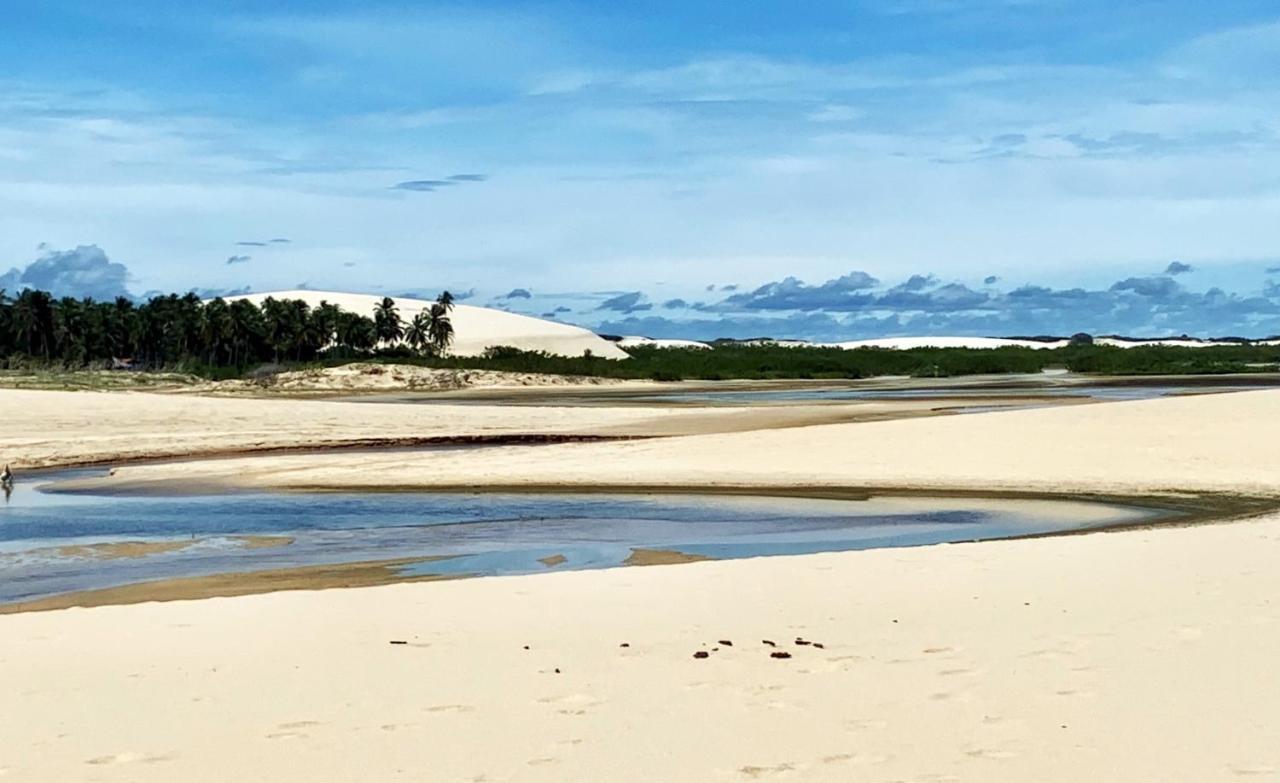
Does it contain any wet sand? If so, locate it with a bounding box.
[0,556,454,615]
[622,547,716,567]
[54,540,198,560]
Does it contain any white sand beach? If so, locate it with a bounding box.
[2,386,1279,781]
[62,387,1280,498]
[4,511,1279,781]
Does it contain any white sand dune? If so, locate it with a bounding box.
[737,335,1261,351]
[834,336,1069,350]
[1094,337,1239,348]
[225,290,630,359]
[616,335,712,349]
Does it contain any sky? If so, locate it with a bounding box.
[2,0,1280,339]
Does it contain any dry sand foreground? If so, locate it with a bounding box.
[3,517,1279,781]
[3,387,1280,780]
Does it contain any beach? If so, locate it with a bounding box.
[4,513,1280,781]
[48,387,1280,498]
[2,385,1279,780]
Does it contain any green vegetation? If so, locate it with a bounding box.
[2,284,1278,381]
[0,288,453,372]
[409,342,1280,381]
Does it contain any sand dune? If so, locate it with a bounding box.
[225,290,631,359]
[833,336,1070,350]
[213,362,630,393]
[616,335,713,349]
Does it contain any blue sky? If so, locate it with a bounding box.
[3,1,1280,338]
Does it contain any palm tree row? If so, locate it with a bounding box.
[0,288,455,369]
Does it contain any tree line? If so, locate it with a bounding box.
[435,341,1280,380]
[0,288,455,369]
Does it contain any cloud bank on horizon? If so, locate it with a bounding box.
[2,1,1279,338]
[7,244,1280,340]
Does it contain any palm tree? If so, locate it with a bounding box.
[200,298,234,365]
[426,299,454,355]
[12,289,55,359]
[404,312,429,354]
[227,298,265,366]
[373,297,403,346]
[310,301,342,353]
[337,313,378,353]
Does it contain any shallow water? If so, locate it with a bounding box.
[0,471,1165,606]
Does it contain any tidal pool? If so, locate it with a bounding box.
[0,471,1164,606]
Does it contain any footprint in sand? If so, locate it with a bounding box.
[266,720,322,740]
[1230,765,1278,776]
[738,762,796,777]
[85,752,175,766]
[537,694,601,708]
[965,748,1018,760]
[844,718,889,731]
[822,753,890,765]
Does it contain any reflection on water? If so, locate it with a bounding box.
[0,472,1161,606]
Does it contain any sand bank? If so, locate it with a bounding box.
[3,514,1279,781]
[72,388,1280,498]
[0,386,1043,469]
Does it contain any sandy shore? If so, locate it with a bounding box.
[4,385,1280,780]
[4,515,1280,781]
[0,386,1052,468]
[64,388,1280,498]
